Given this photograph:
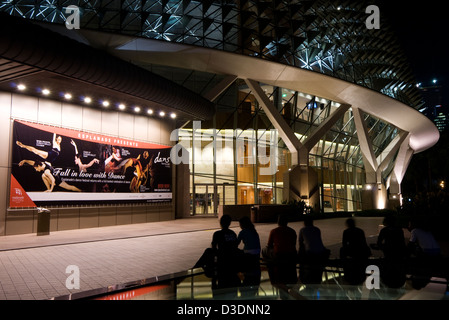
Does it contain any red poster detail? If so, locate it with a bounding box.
[15,120,171,149]
[10,174,36,208]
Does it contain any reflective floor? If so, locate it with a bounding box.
[67,265,449,301]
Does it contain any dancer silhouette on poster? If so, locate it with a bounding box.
[16,133,62,165]
[18,160,81,192]
[119,151,154,192]
[70,139,99,173]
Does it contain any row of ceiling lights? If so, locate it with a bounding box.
[14,83,177,119]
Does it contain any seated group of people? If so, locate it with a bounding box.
[194,213,442,295]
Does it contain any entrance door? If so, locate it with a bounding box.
[192,184,224,216]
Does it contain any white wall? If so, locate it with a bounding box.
[0,91,176,235]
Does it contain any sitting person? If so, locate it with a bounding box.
[408,218,440,257]
[237,216,261,296]
[298,216,330,284]
[377,215,406,260]
[264,214,298,286]
[340,218,371,260]
[237,216,261,267]
[340,218,371,285]
[194,215,241,296]
[298,216,329,263]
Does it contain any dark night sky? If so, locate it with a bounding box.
[378,1,449,193]
[379,0,449,105]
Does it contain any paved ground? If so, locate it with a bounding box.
[0,216,386,300]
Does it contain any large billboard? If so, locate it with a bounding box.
[10,120,172,207]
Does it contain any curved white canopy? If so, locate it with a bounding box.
[110,37,438,154]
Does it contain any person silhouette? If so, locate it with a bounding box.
[408,218,440,258]
[407,217,441,289]
[298,216,329,284]
[193,215,241,298]
[340,218,371,285]
[341,218,371,260]
[211,215,241,297]
[298,216,329,261]
[377,215,406,260]
[237,216,261,297]
[264,214,297,288]
[376,215,407,288]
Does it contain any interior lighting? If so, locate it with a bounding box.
[134,106,141,112]
[102,100,110,107]
[118,103,126,110]
[170,113,176,119]
[64,93,72,100]
[42,88,50,95]
[84,96,92,104]
[147,109,153,115]
[159,111,165,117]
[17,84,26,91]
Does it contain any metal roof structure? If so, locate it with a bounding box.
[0,12,214,120]
[0,0,423,109]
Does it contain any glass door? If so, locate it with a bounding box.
[192,184,227,216]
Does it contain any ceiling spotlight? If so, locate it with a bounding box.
[159,111,165,117]
[64,93,72,100]
[42,88,50,95]
[134,106,141,112]
[147,109,153,115]
[170,113,176,119]
[118,103,126,110]
[17,84,26,91]
[102,100,110,107]
[84,96,92,104]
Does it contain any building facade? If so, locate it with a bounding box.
[0,0,439,234]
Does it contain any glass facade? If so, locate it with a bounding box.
[0,0,417,215]
[165,71,403,215]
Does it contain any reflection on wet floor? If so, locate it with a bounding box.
[79,264,449,301]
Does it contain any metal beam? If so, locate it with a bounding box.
[245,78,305,166]
[203,74,237,102]
[303,103,351,152]
[353,107,378,173]
[377,130,408,172]
[393,134,413,185]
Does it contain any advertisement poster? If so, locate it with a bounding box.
[10,120,172,207]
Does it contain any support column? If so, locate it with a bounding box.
[353,107,383,209]
[245,78,305,166]
[390,134,413,208]
[354,107,413,210]
[244,79,314,208]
